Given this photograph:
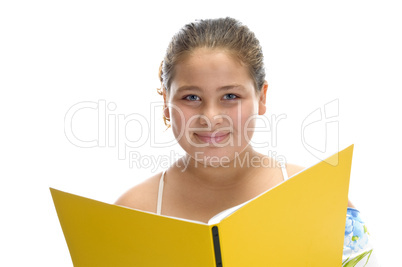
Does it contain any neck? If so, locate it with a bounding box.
[176,147,266,189]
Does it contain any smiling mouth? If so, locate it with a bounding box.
[194,132,230,144]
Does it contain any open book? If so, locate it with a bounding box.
[50,145,353,266]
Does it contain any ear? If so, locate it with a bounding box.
[258,81,268,115]
[162,88,170,119]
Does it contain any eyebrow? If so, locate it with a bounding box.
[176,84,245,93]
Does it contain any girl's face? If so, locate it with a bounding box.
[164,48,267,165]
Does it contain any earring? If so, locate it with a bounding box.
[163,114,171,129]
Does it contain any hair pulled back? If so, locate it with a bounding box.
[158,17,266,94]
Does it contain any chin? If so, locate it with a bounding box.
[177,132,253,165]
[185,144,251,168]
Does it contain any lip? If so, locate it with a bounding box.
[194,132,230,144]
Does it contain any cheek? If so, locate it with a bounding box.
[238,101,258,139]
[238,101,258,125]
[170,108,184,137]
[170,106,196,138]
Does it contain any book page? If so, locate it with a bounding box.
[218,145,353,266]
[51,188,216,266]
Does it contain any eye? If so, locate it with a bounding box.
[222,94,238,100]
[184,95,201,101]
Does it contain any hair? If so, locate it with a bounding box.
[158,17,266,95]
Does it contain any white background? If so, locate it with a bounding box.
[1,0,401,266]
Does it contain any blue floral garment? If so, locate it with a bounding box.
[342,208,380,266]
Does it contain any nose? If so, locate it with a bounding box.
[199,103,224,127]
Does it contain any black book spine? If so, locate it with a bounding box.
[212,226,223,267]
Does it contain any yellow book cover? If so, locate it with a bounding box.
[51,145,353,266]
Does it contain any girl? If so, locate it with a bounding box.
[116,17,378,266]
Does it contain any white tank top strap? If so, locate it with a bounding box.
[156,165,288,215]
[156,170,166,215]
[280,162,289,181]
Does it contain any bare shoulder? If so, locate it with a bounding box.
[284,163,305,177]
[114,172,163,213]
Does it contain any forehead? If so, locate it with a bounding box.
[170,48,254,92]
